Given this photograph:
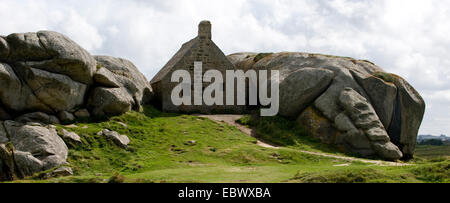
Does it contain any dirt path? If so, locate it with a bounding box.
[197,114,412,166]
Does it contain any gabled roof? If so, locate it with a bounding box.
[150,37,199,84]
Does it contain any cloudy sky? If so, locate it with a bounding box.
[0,0,448,136]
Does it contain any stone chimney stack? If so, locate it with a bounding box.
[198,20,211,40]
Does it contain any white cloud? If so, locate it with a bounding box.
[0,0,449,136]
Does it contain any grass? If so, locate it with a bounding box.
[253,53,273,63]
[373,72,395,83]
[415,145,450,160]
[237,115,346,154]
[6,106,450,183]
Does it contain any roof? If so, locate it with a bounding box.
[150,37,199,84]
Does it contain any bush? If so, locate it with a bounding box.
[236,115,257,126]
[254,116,311,146]
[108,173,126,183]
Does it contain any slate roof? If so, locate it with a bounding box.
[150,37,199,84]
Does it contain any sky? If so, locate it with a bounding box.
[0,0,449,136]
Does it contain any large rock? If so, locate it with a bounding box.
[352,71,397,129]
[390,77,426,159]
[279,68,334,117]
[6,32,53,61]
[94,56,153,107]
[0,63,53,113]
[3,121,68,172]
[313,68,370,122]
[88,87,134,117]
[1,30,152,121]
[247,52,376,121]
[227,52,258,71]
[229,52,424,160]
[251,52,383,76]
[14,63,87,112]
[5,31,96,84]
[297,107,339,145]
[93,67,120,88]
[13,151,44,177]
[338,88,402,160]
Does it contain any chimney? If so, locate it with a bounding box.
[198,20,211,40]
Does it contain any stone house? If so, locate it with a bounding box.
[150,21,244,113]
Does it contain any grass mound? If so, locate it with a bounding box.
[237,115,343,154]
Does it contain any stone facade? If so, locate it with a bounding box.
[151,21,245,114]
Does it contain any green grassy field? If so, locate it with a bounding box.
[415,145,450,160]
[10,106,450,183]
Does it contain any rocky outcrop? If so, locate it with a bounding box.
[88,87,135,117]
[4,121,68,170]
[0,30,151,180]
[0,121,69,179]
[91,56,153,115]
[13,63,87,112]
[228,52,425,160]
[338,88,402,160]
[0,31,153,122]
[93,67,120,88]
[5,31,96,84]
[297,107,339,145]
[279,68,334,117]
[351,71,397,129]
[390,77,425,159]
[0,62,53,113]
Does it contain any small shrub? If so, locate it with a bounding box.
[108,173,126,183]
[236,115,257,126]
[253,53,273,63]
[255,116,310,146]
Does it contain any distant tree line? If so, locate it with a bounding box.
[417,139,445,146]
